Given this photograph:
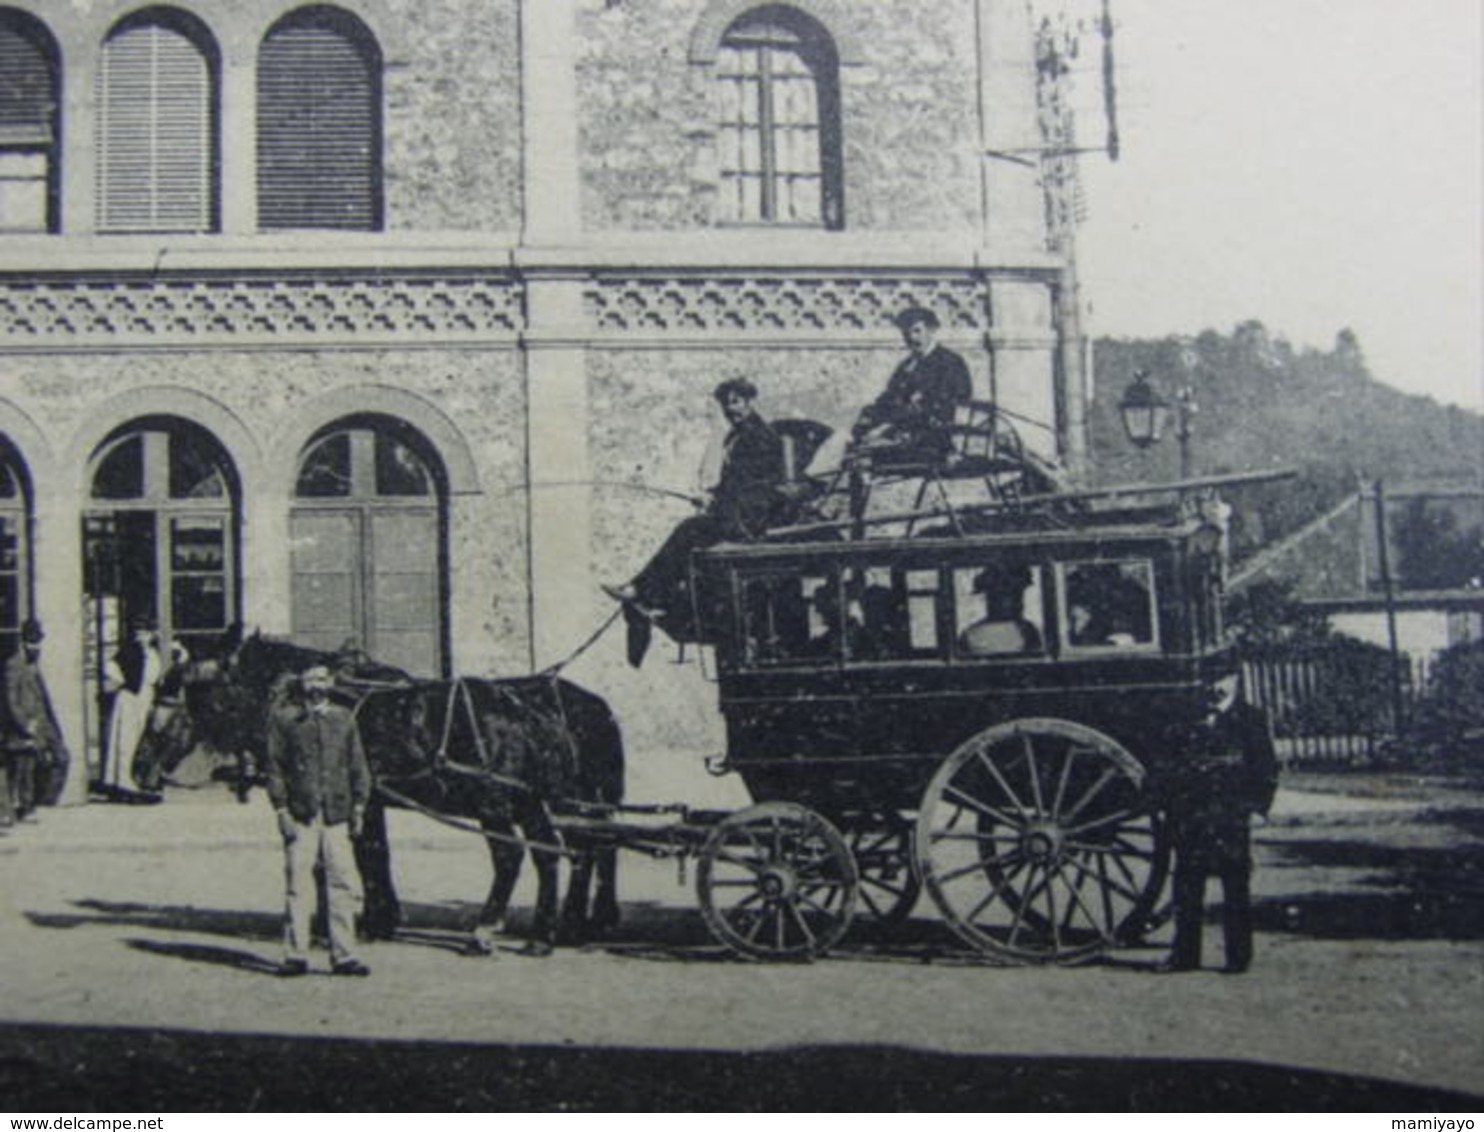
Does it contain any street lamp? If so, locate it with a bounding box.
[1118,369,1197,479]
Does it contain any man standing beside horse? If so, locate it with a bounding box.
[265,664,372,977]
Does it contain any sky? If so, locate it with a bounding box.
[1073,0,1483,412]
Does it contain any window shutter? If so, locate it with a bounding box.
[258,22,379,230]
[0,19,57,232]
[96,23,214,233]
[0,23,53,138]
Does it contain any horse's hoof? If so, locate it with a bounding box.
[518,940,554,958]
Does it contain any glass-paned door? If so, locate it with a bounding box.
[291,422,444,677]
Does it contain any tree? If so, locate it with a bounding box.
[1392,498,1484,591]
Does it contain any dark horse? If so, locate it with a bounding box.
[183,633,624,953]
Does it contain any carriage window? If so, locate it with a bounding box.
[953,564,1045,657]
[1060,560,1157,650]
[904,569,940,653]
[739,572,812,664]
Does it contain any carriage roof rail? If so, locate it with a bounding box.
[765,467,1298,542]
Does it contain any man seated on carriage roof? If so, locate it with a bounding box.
[604,378,786,666]
[854,306,974,464]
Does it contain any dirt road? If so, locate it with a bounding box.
[0,773,1480,1110]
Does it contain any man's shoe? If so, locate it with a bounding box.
[1154,959,1199,973]
[332,959,371,977]
[1222,962,1250,975]
[277,958,309,978]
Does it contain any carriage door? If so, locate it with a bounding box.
[0,444,32,662]
[290,419,445,677]
[82,421,239,771]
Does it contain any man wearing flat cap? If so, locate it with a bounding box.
[2,619,69,824]
[606,378,785,665]
[852,306,973,462]
[265,663,372,976]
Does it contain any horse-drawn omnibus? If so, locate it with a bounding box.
[676,491,1236,962]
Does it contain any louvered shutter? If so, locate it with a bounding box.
[0,19,56,232]
[96,23,215,233]
[258,22,379,230]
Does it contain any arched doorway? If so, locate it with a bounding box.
[290,416,446,677]
[82,418,240,769]
[0,439,33,660]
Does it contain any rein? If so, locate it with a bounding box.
[373,781,577,860]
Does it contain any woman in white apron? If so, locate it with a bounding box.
[101,621,161,791]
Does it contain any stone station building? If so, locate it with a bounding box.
[0,0,1093,798]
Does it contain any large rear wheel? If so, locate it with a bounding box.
[916,718,1167,964]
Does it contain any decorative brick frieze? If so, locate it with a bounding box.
[584,272,992,337]
[0,273,524,346]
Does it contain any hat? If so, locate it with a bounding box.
[713,378,759,404]
[893,306,940,331]
[301,664,334,689]
[972,564,1031,594]
[20,618,43,644]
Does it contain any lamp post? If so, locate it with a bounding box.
[1118,369,1197,479]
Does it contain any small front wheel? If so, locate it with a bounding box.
[697,802,858,960]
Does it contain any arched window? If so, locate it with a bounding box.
[291,417,446,677]
[0,9,60,233]
[96,8,220,233]
[716,5,842,229]
[0,440,31,659]
[258,6,382,230]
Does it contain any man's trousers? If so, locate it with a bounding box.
[281,814,363,965]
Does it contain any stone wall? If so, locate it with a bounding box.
[575,0,984,233]
[383,0,523,233]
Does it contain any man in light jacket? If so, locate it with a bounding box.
[265,664,372,977]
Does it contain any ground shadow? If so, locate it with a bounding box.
[0,1022,1477,1111]
[125,938,281,976]
[1254,808,1484,941]
[27,900,282,941]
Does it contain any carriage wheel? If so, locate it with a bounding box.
[916,718,1168,964]
[844,816,921,927]
[697,802,858,960]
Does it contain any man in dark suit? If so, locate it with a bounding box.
[1163,669,1279,973]
[606,378,784,665]
[853,306,973,463]
[265,664,373,976]
[2,619,69,824]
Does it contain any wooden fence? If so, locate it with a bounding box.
[1241,645,1425,765]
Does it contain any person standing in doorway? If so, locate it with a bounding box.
[1163,669,1279,974]
[101,617,162,794]
[264,664,372,977]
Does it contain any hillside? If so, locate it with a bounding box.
[1086,323,1483,557]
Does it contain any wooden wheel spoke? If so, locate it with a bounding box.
[963,858,1028,927]
[1062,766,1119,823]
[1005,864,1041,946]
[1062,807,1140,838]
[1043,860,1061,952]
[1020,733,1046,813]
[931,829,1020,845]
[712,848,766,874]
[973,748,1029,817]
[1065,837,1153,862]
[1062,851,1142,904]
[945,784,1022,829]
[1057,854,1101,935]
[937,847,1024,888]
[1052,743,1076,819]
[1096,852,1116,930]
[785,899,818,948]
